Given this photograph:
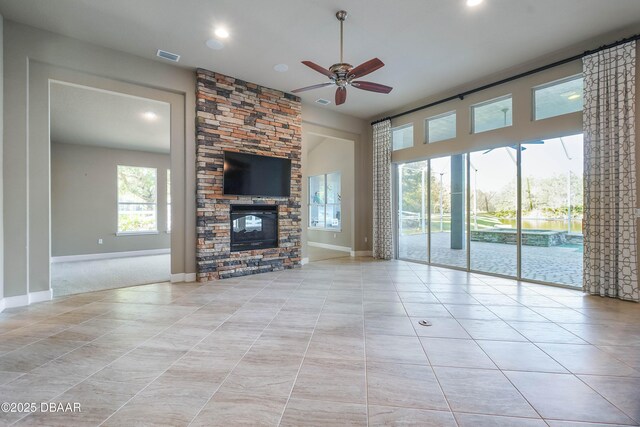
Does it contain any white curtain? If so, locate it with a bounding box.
[373,119,393,260]
[583,41,638,302]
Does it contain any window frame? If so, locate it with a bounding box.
[116,165,159,236]
[532,74,583,121]
[471,94,513,134]
[308,172,342,232]
[425,110,457,144]
[391,123,414,151]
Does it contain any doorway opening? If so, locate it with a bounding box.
[49,82,172,296]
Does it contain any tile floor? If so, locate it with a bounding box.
[0,257,639,426]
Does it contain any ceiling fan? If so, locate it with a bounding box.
[292,10,392,105]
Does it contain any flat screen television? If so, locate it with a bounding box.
[223,151,291,197]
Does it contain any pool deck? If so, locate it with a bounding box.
[398,232,583,287]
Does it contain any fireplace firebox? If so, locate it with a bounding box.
[230,205,278,252]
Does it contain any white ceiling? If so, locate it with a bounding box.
[2,0,640,118]
[50,82,171,153]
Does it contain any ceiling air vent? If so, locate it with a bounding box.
[156,49,180,62]
[315,98,331,105]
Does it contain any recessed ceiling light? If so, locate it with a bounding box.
[315,98,331,105]
[214,28,229,39]
[206,39,225,50]
[274,64,289,72]
[143,111,158,120]
[467,0,483,6]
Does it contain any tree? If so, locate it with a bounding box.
[118,166,156,203]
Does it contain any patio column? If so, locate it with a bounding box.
[450,154,465,250]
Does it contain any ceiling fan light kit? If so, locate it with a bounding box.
[292,10,392,105]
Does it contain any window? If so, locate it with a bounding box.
[166,169,171,232]
[392,124,413,151]
[309,172,341,230]
[117,165,157,233]
[472,95,512,133]
[426,111,456,143]
[534,76,583,120]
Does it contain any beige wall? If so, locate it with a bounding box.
[51,143,171,257]
[0,14,3,301]
[388,60,583,163]
[3,21,196,299]
[306,137,355,250]
[301,104,372,255]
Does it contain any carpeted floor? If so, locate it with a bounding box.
[51,254,171,297]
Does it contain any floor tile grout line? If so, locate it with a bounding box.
[412,263,548,423]
[0,293,118,358]
[3,287,208,425]
[7,282,210,425]
[574,374,640,425]
[398,266,459,424]
[273,276,330,426]
[3,259,640,426]
[181,279,286,425]
[93,282,257,427]
[185,273,319,427]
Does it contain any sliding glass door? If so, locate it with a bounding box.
[397,160,428,262]
[469,148,517,276]
[396,133,584,288]
[520,134,584,287]
[429,155,467,268]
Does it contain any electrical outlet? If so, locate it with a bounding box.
[333,233,337,238]
[364,237,368,243]
[98,239,103,245]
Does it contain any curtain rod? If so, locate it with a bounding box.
[371,32,640,126]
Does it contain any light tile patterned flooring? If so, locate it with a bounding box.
[0,257,639,426]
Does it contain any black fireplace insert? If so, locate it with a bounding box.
[230,205,278,252]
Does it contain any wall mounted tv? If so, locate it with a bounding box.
[223,151,292,197]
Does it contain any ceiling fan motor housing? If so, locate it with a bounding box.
[329,63,353,86]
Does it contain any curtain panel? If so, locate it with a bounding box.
[583,41,638,302]
[372,120,393,260]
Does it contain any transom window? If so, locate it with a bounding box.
[472,95,513,134]
[534,75,584,120]
[117,165,157,233]
[392,124,413,151]
[426,111,456,143]
[309,172,341,230]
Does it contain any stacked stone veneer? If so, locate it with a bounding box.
[196,68,302,281]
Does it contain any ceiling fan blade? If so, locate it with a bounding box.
[335,87,347,105]
[351,81,393,94]
[348,58,384,79]
[291,82,335,93]
[301,61,334,78]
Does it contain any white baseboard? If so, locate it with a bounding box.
[301,257,309,265]
[350,250,373,257]
[171,273,197,283]
[307,241,352,253]
[51,248,170,263]
[0,289,53,313]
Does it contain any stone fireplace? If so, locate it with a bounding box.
[230,205,278,252]
[195,69,302,281]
